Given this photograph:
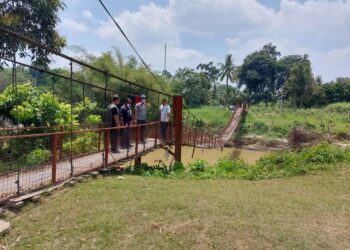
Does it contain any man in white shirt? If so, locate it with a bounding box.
[159,99,171,142]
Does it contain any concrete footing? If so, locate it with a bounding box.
[8,201,24,210]
[30,196,41,203]
[90,171,99,178]
[67,180,76,187]
[0,220,10,237]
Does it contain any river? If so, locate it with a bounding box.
[140,146,269,166]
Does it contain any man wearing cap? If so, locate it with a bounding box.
[108,95,121,153]
[135,94,147,144]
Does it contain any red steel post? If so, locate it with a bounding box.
[98,124,101,151]
[52,133,57,184]
[173,96,183,162]
[135,125,141,166]
[154,122,158,147]
[135,125,139,155]
[58,126,63,160]
[104,129,110,167]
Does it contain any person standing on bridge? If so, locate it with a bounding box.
[108,95,121,153]
[159,98,171,142]
[120,96,133,149]
[135,94,147,144]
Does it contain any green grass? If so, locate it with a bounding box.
[2,170,350,249]
[128,143,350,180]
[244,102,350,139]
[188,106,231,131]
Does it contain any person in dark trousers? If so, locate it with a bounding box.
[108,95,120,153]
[135,94,147,144]
[159,98,171,142]
[120,97,133,148]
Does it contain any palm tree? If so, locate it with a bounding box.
[218,54,236,106]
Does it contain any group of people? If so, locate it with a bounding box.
[108,94,171,153]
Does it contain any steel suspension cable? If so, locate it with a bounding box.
[97,0,167,93]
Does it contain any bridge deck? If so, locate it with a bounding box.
[0,139,158,201]
[220,107,244,143]
[0,107,246,202]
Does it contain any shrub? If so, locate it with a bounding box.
[26,149,51,166]
[121,143,350,181]
[336,131,349,140]
[85,114,102,124]
[188,160,208,174]
[63,132,99,155]
[270,125,288,137]
[172,161,185,173]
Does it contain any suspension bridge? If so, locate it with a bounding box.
[0,27,246,203]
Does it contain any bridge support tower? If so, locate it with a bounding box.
[173,96,183,163]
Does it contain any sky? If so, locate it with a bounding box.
[56,0,350,82]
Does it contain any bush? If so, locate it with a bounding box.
[26,149,51,166]
[325,103,350,114]
[336,131,349,140]
[120,143,350,181]
[63,132,99,155]
[85,114,102,124]
[251,121,269,134]
[270,125,288,137]
[188,160,208,174]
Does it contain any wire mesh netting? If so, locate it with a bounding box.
[0,27,223,202]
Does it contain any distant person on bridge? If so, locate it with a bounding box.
[108,95,121,153]
[135,94,147,144]
[159,98,171,142]
[120,97,133,149]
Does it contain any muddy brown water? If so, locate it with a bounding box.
[141,146,269,166]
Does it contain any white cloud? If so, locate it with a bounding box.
[81,10,95,21]
[170,0,274,37]
[59,18,89,33]
[95,3,179,46]
[142,45,213,73]
[91,0,350,81]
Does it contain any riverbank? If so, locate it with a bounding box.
[229,103,350,151]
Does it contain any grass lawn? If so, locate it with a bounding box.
[244,102,350,139]
[2,169,350,249]
[189,106,231,131]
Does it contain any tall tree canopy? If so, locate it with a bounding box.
[0,0,66,67]
[283,59,317,107]
[173,68,211,106]
[262,42,281,60]
[197,61,219,98]
[218,54,236,105]
[238,50,277,104]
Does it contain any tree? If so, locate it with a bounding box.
[218,55,236,106]
[262,43,281,60]
[238,51,277,104]
[321,78,350,104]
[0,65,34,91]
[197,61,219,98]
[276,55,305,91]
[216,84,241,106]
[0,82,77,127]
[283,59,316,107]
[0,0,66,67]
[173,68,211,106]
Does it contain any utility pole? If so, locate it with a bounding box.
[164,43,167,72]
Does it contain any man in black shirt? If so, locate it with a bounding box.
[108,95,120,153]
[120,97,133,148]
